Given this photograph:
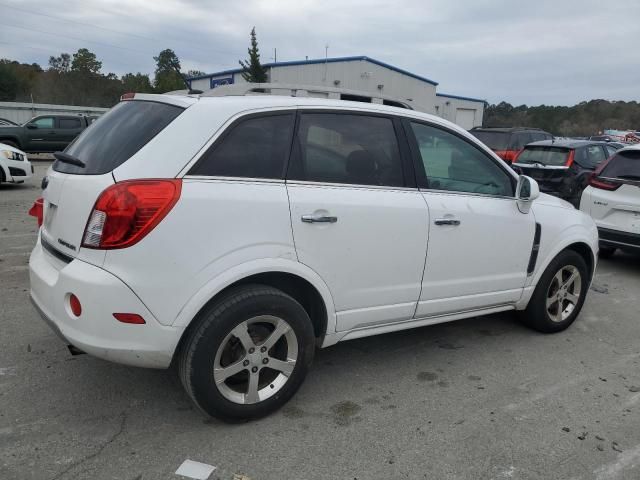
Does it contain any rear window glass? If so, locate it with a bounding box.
[601,150,640,180]
[53,101,183,175]
[517,147,570,166]
[469,131,510,150]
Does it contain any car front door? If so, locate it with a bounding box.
[405,120,536,317]
[286,111,429,332]
[24,116,57,151]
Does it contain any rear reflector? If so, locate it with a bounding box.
[69,294,82,317]
[82,179,181,249]
[113,313,145,324]
[28,197,44,227]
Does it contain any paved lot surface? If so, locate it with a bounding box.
[2,164,640,480]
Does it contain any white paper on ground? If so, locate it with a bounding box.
[175,459,217,480]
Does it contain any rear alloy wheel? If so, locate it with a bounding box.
[179,285,315,421]
[521,250,589,333]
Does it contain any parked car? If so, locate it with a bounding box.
[29,94,598,421]
[0,114,97,153]
[0,142,33,184]
[469,127,553,163]
[580,145,640,258]
[511,140,617,208]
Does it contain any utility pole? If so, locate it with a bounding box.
[274,48,277,63]
[323,44,329,81]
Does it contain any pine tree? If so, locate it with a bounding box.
[238,27,268,83]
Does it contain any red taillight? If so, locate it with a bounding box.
[28,197,44,227]
[589,173,621,191]
[565,150,575,167]
[82,179,182,249]
[113,313,145,324]
[69,294,82,317]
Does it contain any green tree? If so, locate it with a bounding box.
[238,27,268,83]
[153,49,184,93]
[71,48,102,75]
[48,53,71,73]
[121,73,154,93]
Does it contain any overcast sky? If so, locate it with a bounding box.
[1,0,638,106]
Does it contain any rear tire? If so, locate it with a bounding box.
[598,246,616,259]
[521,250,589,333]
[179,284,315,422]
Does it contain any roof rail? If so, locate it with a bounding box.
[196,83,414,110]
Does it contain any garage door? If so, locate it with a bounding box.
[455,109,476,130]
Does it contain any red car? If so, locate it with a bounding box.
[469,127,553,164]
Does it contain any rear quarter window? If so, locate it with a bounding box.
[53,101,183,175]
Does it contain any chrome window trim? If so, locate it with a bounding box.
[285,179,418,192]
[418,187,516,201]
[183,175,285,184]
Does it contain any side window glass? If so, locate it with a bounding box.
[189,114,294,179]
[59,118,82,129]
[605,145,617,157]
[585,145,606,168]
[31,117,54,129]
[410,122,513,197]
[289,114,404,187]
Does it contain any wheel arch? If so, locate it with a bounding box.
[171,259,337,360]
[531,235,597,288]
[0,137,22,149]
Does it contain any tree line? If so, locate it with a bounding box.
[0,47,205,107]
[0,27,268,109]
[484,100,640,136]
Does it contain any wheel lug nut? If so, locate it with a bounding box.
[243,360,249,367]
[251,366,258,373]
[260,346,267,353]
[248,347,255,354]
[262,358,269,364]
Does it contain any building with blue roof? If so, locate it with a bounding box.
[188,56,485,128]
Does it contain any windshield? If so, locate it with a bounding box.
[516,147,570,166]
[53,100,183,175]
[469,131,510,150]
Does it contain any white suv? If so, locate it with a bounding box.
[580,145,640,257]
[29,94,598,421]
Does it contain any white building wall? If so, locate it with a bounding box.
[268,60,437,114]
[0,102,107,124]
[435,95,485,129]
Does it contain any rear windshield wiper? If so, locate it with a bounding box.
[53,151,85,168]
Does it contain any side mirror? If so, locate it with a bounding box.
[26,124,37,129]
[516,175,540,214]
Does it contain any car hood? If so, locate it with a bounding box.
[533,192,574,210]
[0,142,27,156]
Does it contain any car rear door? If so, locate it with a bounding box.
[286,111,429,332]
[55,116,84,150]
[405,120,535,317]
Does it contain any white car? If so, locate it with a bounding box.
[580,145,640,257]
[0,142,32,184]
[29,94,598,421]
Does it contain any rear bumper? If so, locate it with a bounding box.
[29,236,183,368]
[598,227,640,251]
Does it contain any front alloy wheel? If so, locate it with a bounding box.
[521,249,589,333]
[545,265,582,323]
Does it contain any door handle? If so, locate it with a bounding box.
[434,218,461,226]
[301,214,338,224]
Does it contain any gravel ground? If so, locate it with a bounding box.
[1,163,640,480]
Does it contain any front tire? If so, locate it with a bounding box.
[521,250,589,333]
[179,285,315,422]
